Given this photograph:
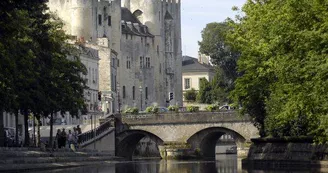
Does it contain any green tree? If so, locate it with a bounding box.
[197,78,213,104]
[211,68,229,104]
[229,0,328,142]
[198,22,239,90]
[0,0,87,147]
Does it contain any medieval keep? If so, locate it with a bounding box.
[47,0,183,113]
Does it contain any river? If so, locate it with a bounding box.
[29,154,321,173]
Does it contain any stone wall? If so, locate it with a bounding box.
[83,128,115,154]
[244,138,328,170]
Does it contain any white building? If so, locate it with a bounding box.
[182,56,215,92]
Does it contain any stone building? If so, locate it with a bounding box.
[47,0,183,113]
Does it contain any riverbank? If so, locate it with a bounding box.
[242,137,328,172]
[0,147,124,172]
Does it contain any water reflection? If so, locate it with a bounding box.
[28,154,323,173]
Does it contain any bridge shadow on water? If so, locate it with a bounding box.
[27,154,318,173]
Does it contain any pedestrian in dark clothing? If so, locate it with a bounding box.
[76,125,82,135]
[3,130,7,147]
[55,129,61,148]
[61,128,67,148]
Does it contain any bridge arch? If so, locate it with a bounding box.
[187,127,246,158]
[116,130,164,159]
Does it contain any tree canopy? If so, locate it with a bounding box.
[198,22,239,90]
[228,0,328,142]
[196,78,213,104]
[0,0,87,146]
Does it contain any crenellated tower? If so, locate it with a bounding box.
[123,0,182,106]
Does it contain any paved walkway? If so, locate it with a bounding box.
[0,147,123,172]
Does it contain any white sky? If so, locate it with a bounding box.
[181,0,246,57]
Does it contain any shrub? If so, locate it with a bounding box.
[145,106,153,113]
[123,107,139,114]
[184,88,197,102]
[205,105,218,112]
[145,106,159,113]
[168,105,179,112]
[186,106,199,112]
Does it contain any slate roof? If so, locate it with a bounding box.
[121,8,141,24]
[182,56,215,73]
[121,8,154,38]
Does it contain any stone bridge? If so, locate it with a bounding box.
[115,111,259,159]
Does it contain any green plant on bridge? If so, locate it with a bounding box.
[145,106,159,114]
[186,106,199,112]
[123,107,139,114]
[205,105,218,112]
[168,105,179,112]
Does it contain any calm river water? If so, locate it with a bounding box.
[29,155,323,173]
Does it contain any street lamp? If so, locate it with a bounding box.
[139,86,143,111]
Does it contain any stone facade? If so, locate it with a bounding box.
[48,0,183,114]
[116,111,260,158]
[244,138,328,170]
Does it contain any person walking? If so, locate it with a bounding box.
[55,129,61,149]
[61,128,67,148]
[73,127,78,150]
[67,129,76,151]
[76,125,82,135]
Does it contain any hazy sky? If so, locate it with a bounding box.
[181,0,246,57]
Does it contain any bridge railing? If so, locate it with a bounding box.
[78,120,112,145]
[121,110,251,125]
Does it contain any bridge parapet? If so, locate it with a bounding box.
[120,111,251,125]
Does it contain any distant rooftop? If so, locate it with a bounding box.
[182,56,215,73]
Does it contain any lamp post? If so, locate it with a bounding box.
[139,86,143,111]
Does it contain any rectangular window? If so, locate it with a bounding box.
[126,34,128,39]
[146,57,150,68]
[140,57,143,68]
[185,78,191,89]
[145,87,148,99]
[98,14,102,25]
[117,59,120,67]
[123,86,126,99]
[159,63,162,73]
[108,16,111,26]
[132,86,135,100]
